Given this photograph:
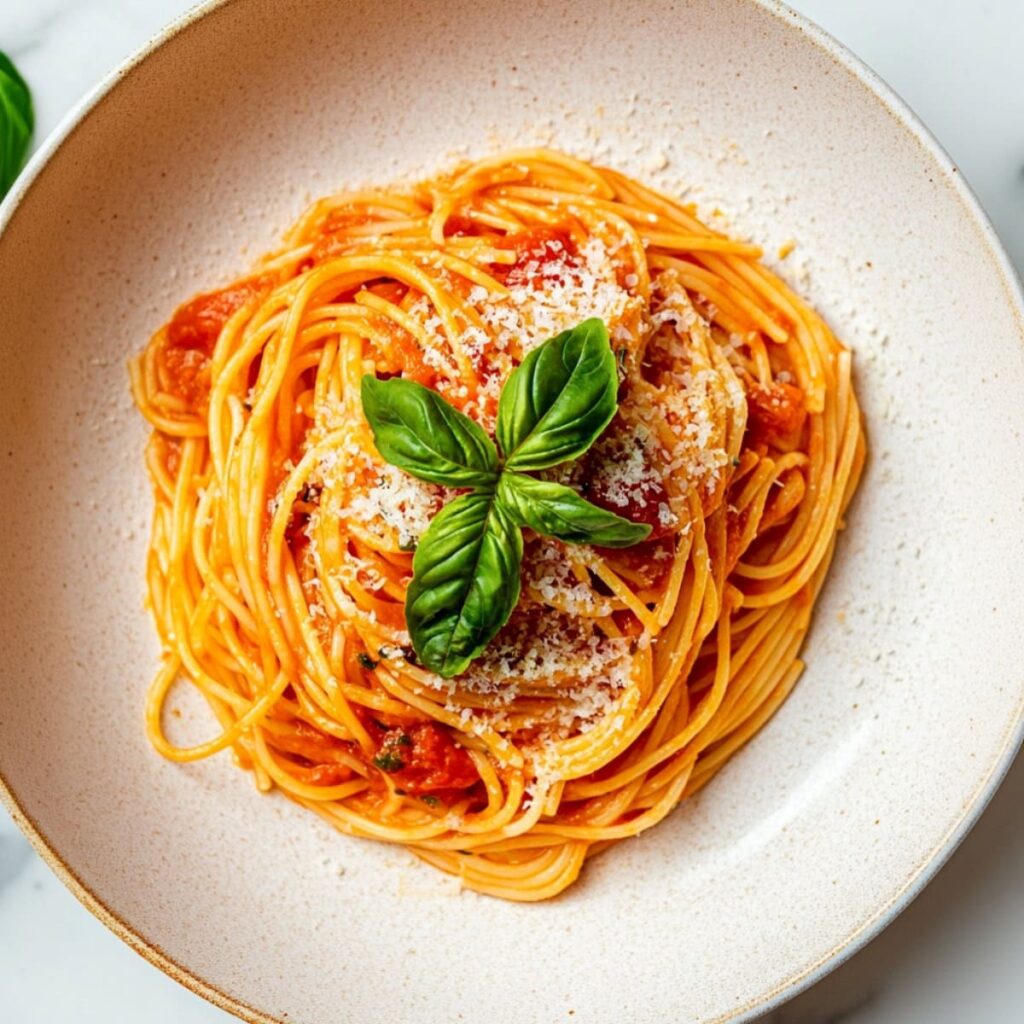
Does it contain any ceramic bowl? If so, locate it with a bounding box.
[1,1,1022,1021]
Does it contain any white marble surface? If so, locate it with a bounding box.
[1,1,1021,1021]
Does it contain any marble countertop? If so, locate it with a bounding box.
[1,2,1021,1021]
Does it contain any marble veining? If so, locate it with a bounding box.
[0,1,1020,1022]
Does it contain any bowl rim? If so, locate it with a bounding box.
[1,1,1022,1021]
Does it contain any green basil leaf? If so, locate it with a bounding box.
[361,375,499,487]
[496,317,618,471]
[497,472,651,547]
[405,493,522,677]
[0,52,33,198]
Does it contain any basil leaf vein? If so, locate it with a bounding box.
[498,472,651,548]
[405,492,522,678]
[496,317,618,471]
[0,52,33,198]
[361,374,499,487]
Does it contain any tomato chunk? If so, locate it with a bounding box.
[493,226,577,288]
[271,720,355,786]
[747,380,807,449]
[167,277,268,353]
[373,721,479,794]
[161,276,269,409]
[580,415,677,540]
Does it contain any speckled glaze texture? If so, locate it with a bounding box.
[0,1,1022,1022]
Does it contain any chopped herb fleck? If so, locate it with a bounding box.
[420,795,440,807]
[395,732,412,746]
[357,652,378,670]
[731,455,741,467]
[373,751,404,773]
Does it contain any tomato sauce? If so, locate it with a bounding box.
[747,380,807,449]
[388,324,438,388]
[596,471,673,539]
[443,213,477,237]
[161,276,269,410]
[370,599,408,631]
[167,278,268,353]
[581,418,677,541]
[273,711,478,796]
[368,718,479,794]
[493,226,577,288]
[611,609,645,638]
[273,720,355,786]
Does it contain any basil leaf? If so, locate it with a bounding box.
[498,472,651,548]
[406,493,522,677]
[361,375,499,487]
[0,52,33,198]
[496,318,618,471]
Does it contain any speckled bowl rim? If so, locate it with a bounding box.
[1,1,1021,1021]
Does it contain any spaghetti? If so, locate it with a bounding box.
[131,149,864,901]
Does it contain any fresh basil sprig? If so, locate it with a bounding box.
[0,52,33,199]
[405,493,522,678]
[361,374,498,487]
[360,318,651,677]
[496,473,649,547]
[497,316,618,470]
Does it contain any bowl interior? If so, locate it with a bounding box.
[1,1,1022,1022]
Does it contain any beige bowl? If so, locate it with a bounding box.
[1,1,1022,1021]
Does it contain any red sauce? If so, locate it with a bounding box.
[167,278,268,353]
[370,719,479,794]
[388,324,437,388]
[443,213,477,237]
[747,380,807,449]
[272,720,355,786]
[271,712,478,796]
[640,332,684,386]
[370,599,408,631]
[600,472,672,539]
[161,276,269,410]
[611,609,644,638]
[160,346,212,410]
[581,418,676,541]
[493,226,577,288]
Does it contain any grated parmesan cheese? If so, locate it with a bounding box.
[473,232,635,356]
[335,462,446,550]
